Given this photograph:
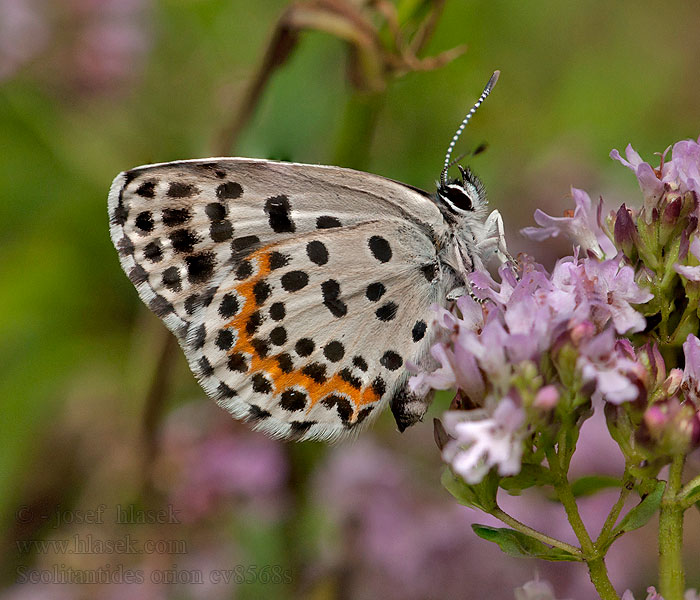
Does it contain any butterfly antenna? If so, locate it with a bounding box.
[440,70,500,188]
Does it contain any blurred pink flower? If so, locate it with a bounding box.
[515,578,571,600]
[0,0,49,80]
[521,188,616,259]
[154,403,289,522]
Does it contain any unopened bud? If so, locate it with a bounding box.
[614,204,639,261]
[534,385,559,409]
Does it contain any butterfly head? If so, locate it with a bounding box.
[436,164,485,215]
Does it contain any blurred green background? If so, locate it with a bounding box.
[1,1,699,599]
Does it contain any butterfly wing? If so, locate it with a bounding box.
[109,158,450,441]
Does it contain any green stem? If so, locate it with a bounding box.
[490,507,583,558]
[659,454,686,600]
[547,448,619,600]
[597,473,635,547]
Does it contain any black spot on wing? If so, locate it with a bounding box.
[217,382,237,400]
[144,240,163,263]
[339,368,362,390]
[369,236,392,262]
[252,373,272,394]
[162,266,182,292]
[162,208,191,227]
[281,271,308,292]
[216,181,243,200]
[375,302,398,322]
[288,421,315,441]
[295,338,314,357]
[280,389,307,412]
[185,252,216,283]
[167,182,198,198]
[206,202,227,221]
[265,195,295,233]
[269,302,285,321]
[253,280,272,305]
[316,216,342,229]
[219,293,240,319]
[191,324,206,350]
[269,252,290,270]
[366,282,385,301]
[270,326,287,346]
[248,405,271,421]
[352,356,368,371]
[412,320,427,342]
[321,394,352,425]
[136,180,156,198]
[321,279,347,318]
[323,341,344,362]
[210,220,233,242]
[302,362,327,384]
[170,229,200,253]
[215,328,234,350]
[380,350,403,371]
[227,352,248,373]
[135,211,154,232]
[306,240,329,265]
[149,294,174,318]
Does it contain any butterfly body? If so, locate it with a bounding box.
[108,74,508,442]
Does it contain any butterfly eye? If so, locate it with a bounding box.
[439,183,474,212]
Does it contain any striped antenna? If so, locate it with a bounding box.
[440,70,500,187]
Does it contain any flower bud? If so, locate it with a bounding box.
[641,399,699,455]
[614,204,639,262]
[663,368,683,396]
[534,385,559,409]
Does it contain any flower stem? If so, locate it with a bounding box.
[491,507,583,558]
[596,472,635,547]
[547,448,619,600]
[659,454,686,600]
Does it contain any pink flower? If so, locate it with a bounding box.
[612,136,700,215]
[577,330,643,404]
[442,397,526,484]
[521,188,617,259]
[674,237,700,281]
[582,258,653,333]
[682,334,700,405]
[611,145,666,208]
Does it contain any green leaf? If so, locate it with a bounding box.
[681,478,700,507]
[471,525,581,562]
[570,475,621,498]
[613,480,665,535]
[500,464,555,494]
[441,468,497,512]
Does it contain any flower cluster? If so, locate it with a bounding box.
[413,135,700,486]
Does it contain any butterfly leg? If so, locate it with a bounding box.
[484,209,519,278]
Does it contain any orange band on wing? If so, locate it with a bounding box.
[225,248,380,422]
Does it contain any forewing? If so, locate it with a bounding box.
[108,158,447,440]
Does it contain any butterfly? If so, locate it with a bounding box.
[108,71,512,442]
